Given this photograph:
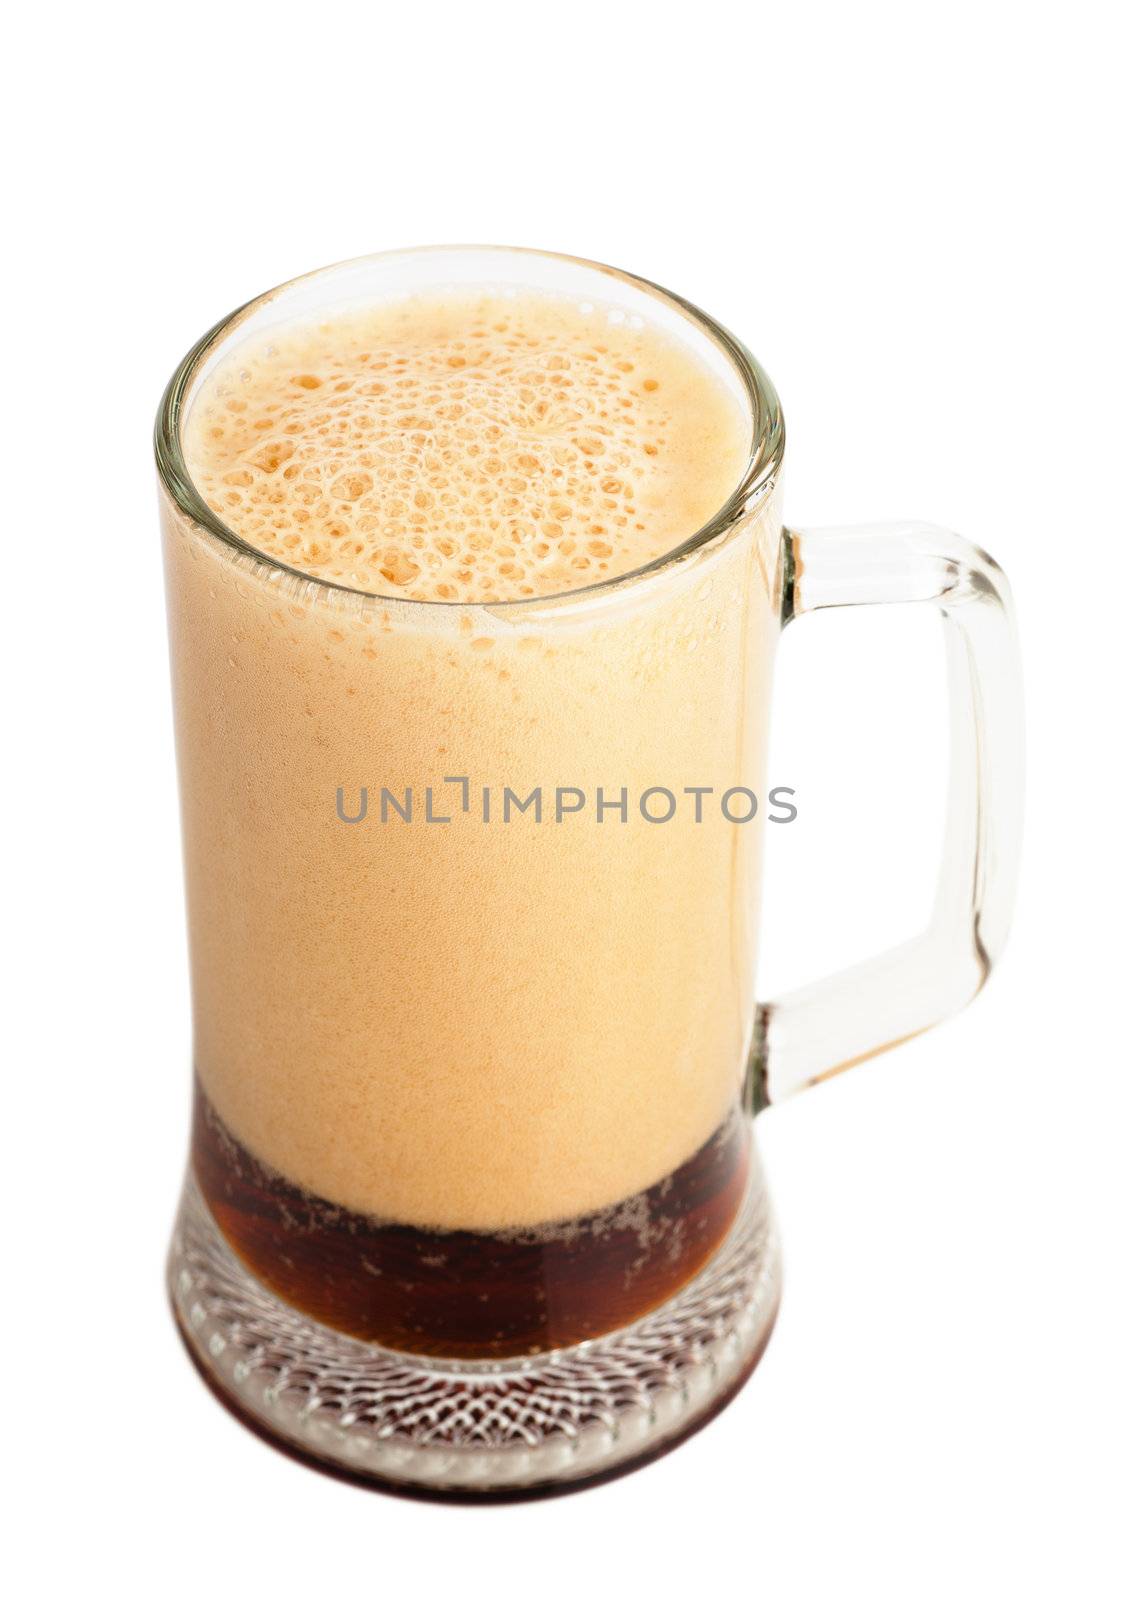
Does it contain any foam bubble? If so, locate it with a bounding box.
[184,291,749,602]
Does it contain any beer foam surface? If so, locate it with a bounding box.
[184,292,750,601]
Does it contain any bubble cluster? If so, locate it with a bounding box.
[184,292,749,602]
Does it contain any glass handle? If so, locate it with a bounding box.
[749,522,1024,1111]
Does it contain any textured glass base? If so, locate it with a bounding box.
[168,1165,781,1496]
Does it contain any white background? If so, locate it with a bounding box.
[6,3,1123,1596]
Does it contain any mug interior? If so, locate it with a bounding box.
[156,245,785,610]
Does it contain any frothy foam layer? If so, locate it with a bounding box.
[184,292,750,602]
[164,279,780,1231]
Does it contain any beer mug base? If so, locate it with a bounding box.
[167,1159,781,1497]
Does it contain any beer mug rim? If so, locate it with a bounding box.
[154,244,786,612]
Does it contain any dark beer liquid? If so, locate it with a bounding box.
[192,1081,750,1359]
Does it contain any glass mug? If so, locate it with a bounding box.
[158,247,1022,1496]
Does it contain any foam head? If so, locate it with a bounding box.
[183,291,751,602]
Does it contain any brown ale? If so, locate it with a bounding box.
[193,1081,750,1360]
